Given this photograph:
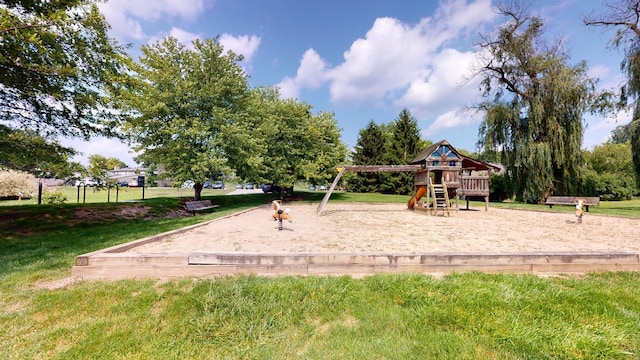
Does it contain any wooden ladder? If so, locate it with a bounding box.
[430,183,450,216]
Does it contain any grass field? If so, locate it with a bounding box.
[1,191,639,358]
[1,185,233,206]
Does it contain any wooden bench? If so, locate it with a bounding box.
[185,200,219,215]
[544,196,600,212]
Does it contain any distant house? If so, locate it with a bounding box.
[107,167,150,186]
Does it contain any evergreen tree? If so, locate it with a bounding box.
[389,109,422,162]
[382,109,422,194]
[348,121,386,193]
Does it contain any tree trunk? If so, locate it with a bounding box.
[193,183,203,200]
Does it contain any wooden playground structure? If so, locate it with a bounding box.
[317,140,499,215]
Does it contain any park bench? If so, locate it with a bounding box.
[544,196,600,212]
[185,200,219,215]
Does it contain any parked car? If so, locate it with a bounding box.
[245,183,254,189]
[75,178,98,187]
[181,180,195,188]
[319,185,327,191]
[212,181,225,189]
[235,183,243,189]
[308,185,316,191]
[262,184,294,195]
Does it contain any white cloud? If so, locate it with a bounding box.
[397,48,480,117]
[98,0,208,42]
[277,49,328,99]
[147,27,202,48]
[423,108,481,136]
[588,64,610,80]
[434,0,495,34]
[145,31,261,72]
[219,34,262,71]
[278,0,495,133]
[169,28,201,45]
[328,17,432,103]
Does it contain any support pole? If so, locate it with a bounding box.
[316,167,345,215]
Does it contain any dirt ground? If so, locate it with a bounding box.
[128,203,640,254]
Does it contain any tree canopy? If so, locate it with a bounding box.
[346,121,386,193]
[249,87,347,189]
[584,0,640,187]
[347,109,424,195]
[0,0,130,139]
[475,2,607,203]
[87,154,127,183]
[0,124,77,178]
[381,109,424,194]
[119,37,248,199]
[119,37,347,199]
[582,141,637,200]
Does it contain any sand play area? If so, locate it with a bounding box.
[128,203,640,255]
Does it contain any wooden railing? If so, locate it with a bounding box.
[459,175,490,195]
[442,170,459,184]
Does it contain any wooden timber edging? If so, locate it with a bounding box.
[74,205,266,266]
[72,251,640,280]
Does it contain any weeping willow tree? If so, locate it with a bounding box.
[584,0,640,188]
[475,3,607,203]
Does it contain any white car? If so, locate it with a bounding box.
[181,180,195,188]
[75,178,98,187]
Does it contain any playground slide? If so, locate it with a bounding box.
[407,186,427,209]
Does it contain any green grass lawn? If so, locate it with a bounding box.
[1,185,233,206]
[1,192,639,358]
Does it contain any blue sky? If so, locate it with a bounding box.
[70,0,631,166]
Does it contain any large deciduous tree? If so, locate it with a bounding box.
[0,0,130,140]
[582,141,637,200]
[120,37,250,200]
[584,0,640,187]
[245,87,347,192]
[475,3,605,203]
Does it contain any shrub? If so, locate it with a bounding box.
[593,172,635,201]
[489,172,515,201]
[0,169,37,199]
[42,190,67,204]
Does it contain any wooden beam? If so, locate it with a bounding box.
[336,165,422,173]
[317,167,346,214]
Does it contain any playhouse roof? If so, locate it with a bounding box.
[410,140,499,172]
